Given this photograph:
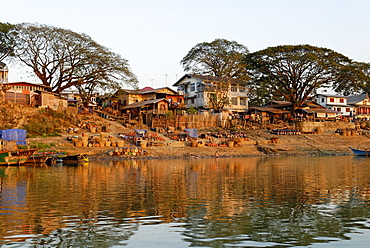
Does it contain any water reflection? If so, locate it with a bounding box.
[0,156,370,247]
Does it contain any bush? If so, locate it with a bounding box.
[186,106,198,115]
[28,142,56,149]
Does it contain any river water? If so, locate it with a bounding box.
[1,156,370,247]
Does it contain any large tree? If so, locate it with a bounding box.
[180,38,249,79]
[244,44,368,111]
[332,61,370,95]
[11,23,137,94]
[0,22,16,62]
[181,39,250,111]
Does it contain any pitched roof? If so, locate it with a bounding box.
[141,87,154,91]
[122,98,168,109]
[316,93,347,98]
[301,108,339,114]
[347,93,368,104]
[265,100,292,108]
[2,81,48,87]
[173,74,246,86]
[251,107,290,114]
[116,87,177,95]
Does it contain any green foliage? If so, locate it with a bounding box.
[12,23,138,93]
[27,142,56,149]
[181,38,250,80]
[23,109,71,136]
[186,106,198,115]
[39,108,65,118]
[0,22,16,61]
[332,61,370,95]
[244,44,366,110]
[164,111,174,119]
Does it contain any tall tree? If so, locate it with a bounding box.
[0,22,16,62]
[181,39,250,111]
[244,45,367,111]
[180,38,249,79]
[202,76,232,111]
[11,23,138,94]
[332,61,370,95]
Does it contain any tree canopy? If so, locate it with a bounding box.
[180,38,249,79]
[244,44,369,111]
[11,23,138,94]
[332,61,370,95]
[0,22,16,62]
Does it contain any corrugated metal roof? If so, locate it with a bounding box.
[252,107,290,114]
[122,98,167,109]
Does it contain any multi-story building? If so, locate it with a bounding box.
[173,74,248,112]
[315,93,355,117]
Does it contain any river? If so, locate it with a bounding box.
[1,156,370,247]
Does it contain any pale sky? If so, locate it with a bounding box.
[2,0,370,89]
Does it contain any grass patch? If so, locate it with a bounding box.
[26,142,56,149]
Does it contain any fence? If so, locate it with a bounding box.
[152,114,219,130]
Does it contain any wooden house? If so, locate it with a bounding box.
[121,98,169,125]
[113,87,184,109]
[347,93,370,119]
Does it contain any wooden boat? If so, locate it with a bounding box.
[62,153,89,164]
[350,147,370,156]
[26,152,53,164]
[0,129,38,166]
[0,149,38,165]
[45,152,89,165]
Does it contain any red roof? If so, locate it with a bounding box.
[141,87,154,91]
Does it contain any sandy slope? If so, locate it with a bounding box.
[28,116,370,159]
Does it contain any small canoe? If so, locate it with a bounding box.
[350,147,370,156]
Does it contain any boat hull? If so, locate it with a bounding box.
[0,149,37,165]
[350,147,370,156]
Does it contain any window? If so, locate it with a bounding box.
[339,98,344,103]
[231,84,237,92]
[231,97,238,105]
[190,83,195,92]
[336,107,341,112]
[239,85,245,92]
[346,108,350,112]
[191,98,195,104]
[321,98,324,102]
[240,98,247,106]
[330,98,334,102]
[197,82,204,91]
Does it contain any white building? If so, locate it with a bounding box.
[315,93,355,117]
[173,74,248,112]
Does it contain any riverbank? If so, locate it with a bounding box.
[29,126,370,160]
[89,133,369,160]
[24,113,370,160]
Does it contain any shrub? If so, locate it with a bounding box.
[28,142,56,149]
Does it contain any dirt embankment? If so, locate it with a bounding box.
[28,114,370,160]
